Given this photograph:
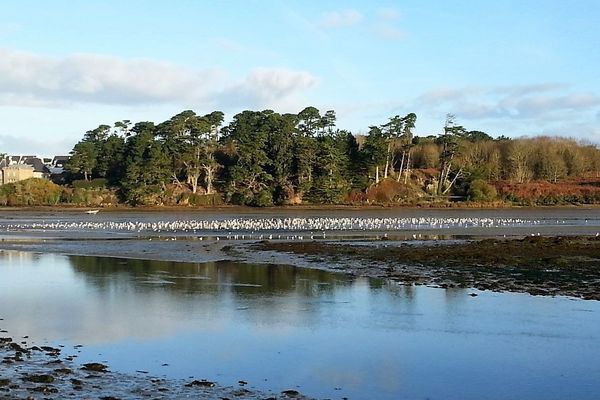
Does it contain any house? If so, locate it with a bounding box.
[0,157,34,185]
[52,156,70,169]
[0,155,64,185]
[24,157,51,179]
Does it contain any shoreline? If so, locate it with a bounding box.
[2,202,600,212]
[0,329,309,400]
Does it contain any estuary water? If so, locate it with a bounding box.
[1,251,599,399]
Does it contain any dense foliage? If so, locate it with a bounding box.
[4,108,600,207]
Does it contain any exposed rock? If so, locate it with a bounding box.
[22,374,55,384]
[185,379,216,388]
[81,362,108,372]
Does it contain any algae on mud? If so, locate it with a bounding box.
[252,235,600,300]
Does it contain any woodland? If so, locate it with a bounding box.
[3,107,600,207]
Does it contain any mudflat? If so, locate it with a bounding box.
[252,235,600,300]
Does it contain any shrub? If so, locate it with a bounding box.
[250,189,273,207]
[468,179,497,201]
[0,178,62,206]
[72,178,107,189]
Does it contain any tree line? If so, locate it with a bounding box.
[65,108,600,206]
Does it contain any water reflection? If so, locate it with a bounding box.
[1,251,599,400]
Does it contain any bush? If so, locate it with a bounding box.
[188,193,223,206]
[250,189,273,207]
[72,178,108,189]
[0,178,62,206]
[468,179,497,201]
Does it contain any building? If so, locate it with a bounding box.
[0,155,67,185]
[0,161,34,184]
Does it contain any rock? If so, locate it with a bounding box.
[9,342,27,353]
[30,385,58,393]
[0,379,9,387]
[23,374,55,384]
[81,362,108,372]
[281,389,301,397]
[54,368,72,374]
[469,293,478,297]
[185,379,216,388]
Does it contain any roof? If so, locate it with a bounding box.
[52,156,70,167]
[24,158,50,173]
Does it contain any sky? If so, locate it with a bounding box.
[0,0,599,155]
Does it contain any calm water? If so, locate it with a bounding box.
[1,251,600,399]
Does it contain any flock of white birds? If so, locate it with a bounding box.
[0,216,574,235]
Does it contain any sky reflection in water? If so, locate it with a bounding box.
[1,251,599,399]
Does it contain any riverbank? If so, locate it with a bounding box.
[2,202,600,212]
[250,235,600,300]
[0,327,310,399]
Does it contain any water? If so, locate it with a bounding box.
[1,251,599,399]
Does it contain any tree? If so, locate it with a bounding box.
[362,126,388,184]
[381,115,403,179]
[264,112,296,204]
[292,107,322,195]
[221,110,273,205]
[320,110,336,135]
[121,122,169,204]
[436,114,466,195]
[506,140,534,183]
[199,111,224,195]
[114,120,132,137]
[68,141,97,181]
[309,128,351,203]
[96,133,125,184]
[399,113,417,183]
[297,106,321,137]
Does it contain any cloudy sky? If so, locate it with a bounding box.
[1,0,599,155]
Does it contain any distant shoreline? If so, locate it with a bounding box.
[1,203,599,213]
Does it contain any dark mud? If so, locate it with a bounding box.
[251,236,600,300]
[0,330,311,399]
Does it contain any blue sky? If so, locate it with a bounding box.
[1,0,599,155]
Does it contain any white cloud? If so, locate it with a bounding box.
[216,68,318,108]
[318,9,363,29]
[411,84,600,140]
[0,48,317,110]
[415,84,600,120]
[0,134,74,156]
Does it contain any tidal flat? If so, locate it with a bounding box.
[1,208,600,399]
